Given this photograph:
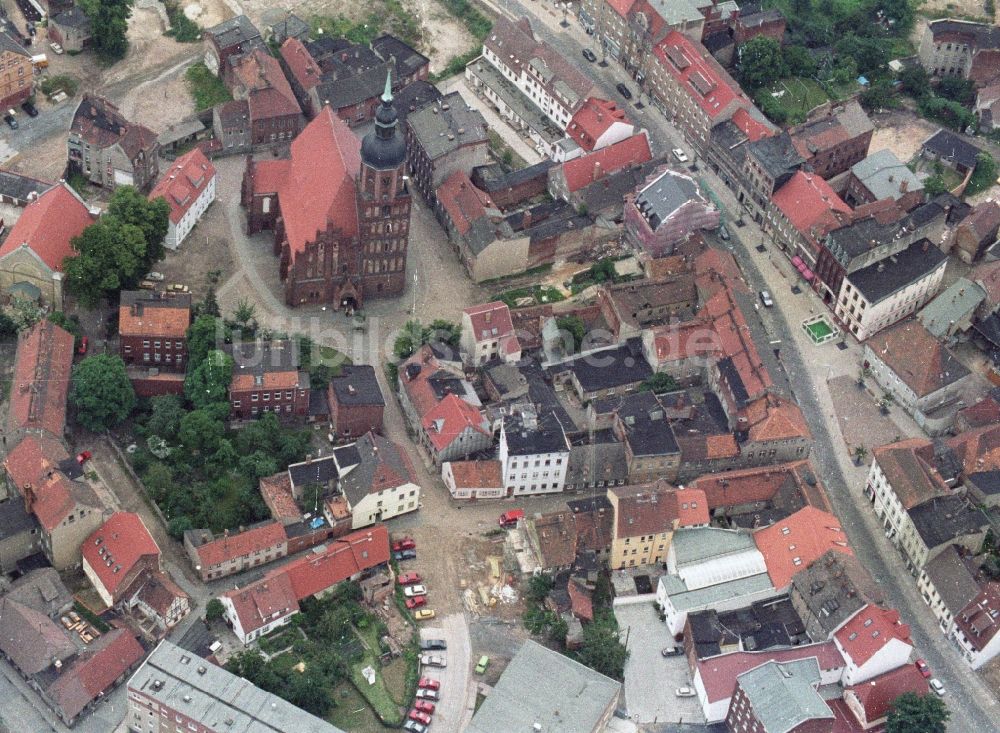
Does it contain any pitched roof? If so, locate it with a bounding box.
[205,14,262,49]
[436,170,495,236]
[529,511,577,568]
[947,423,1000,475]
[0,596,76,675]
[231,49,301,120]
[422,393,489,452]
[922,544,981,617]
[790,102,873,160]
[8,320,74,438]
[653,31,747,122]
[754,506,853,589]
[446,459,503,488]
[868,319,970,397]
[693,460,829,514]
[850,149,923,202]
[259,472,301,524]
[148,148,216,224]
[279,524,390,600]
[834,605,912,666]
[188,522,287,568]
[0,182,95,273]
[70,95,156,154]
[737,658,832,733]
[407,91,488,160]
[222,571,298,635]
[954,581,1000,652]
[566,97,633,152]
[228,339,303,391]
[136,570,189,617]
[918,277,985,338]
[971,259,1000,305]
[610,482,707,538]
[960,199,1000,242]
[45,629,145,722]
[279,37,322,92]
[845,664,929,724]
[338,432,417,505]
[4,435,99,531]
[731,106,775,142]
[772,171,851,246]
[567,496,614,554]
[790,550,885,639]
[464,301,515,342]
[560,133,652,193]
[82,512,160,600]
[922,128,983,170]
[744,395,811,443]
[118,290,191,338]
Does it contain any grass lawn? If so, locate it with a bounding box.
[349,659,403,725]
[328,682,394,733]
[805,320,833,341]
[496,284,565,309]
[185,62,232,111]
[766,77,829,124]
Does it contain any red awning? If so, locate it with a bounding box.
[791,255,804,267]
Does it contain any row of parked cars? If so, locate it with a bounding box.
[394,537,436,621]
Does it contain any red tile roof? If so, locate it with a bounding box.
[873,438,948,509]
[653,31,746,121]
[954,581,1000,652]
[743,395,811,443]
[870,320,970,398]
[247,106,361,255]
[772,170,851,248]
[2,433,81,531]
[279,37,322,92]
[561,133,652,193]
[701,284,773,402]
[731,107,774,143]
[259,472,302,524]
[567,97,632,152]
[464,301,515,342]
[82,512,160,601]
[948,423,1000,475]
[607,0,635,16]
[957,393,1000,430]
[0,182,95,273]
[447,459,503,489]
[8,319,74,437]
[148,148,216,224]
[137,570,189,617]
[835,605,912,667]
[437,171,495,236]
[46,628,144,722]
[193,522,287,568]
[568,577,594,621]
[845,665,928,724]
[222,571,298,635]
[754,506,852,589]
[696,642,844,703]
[675,487,710,526]
[232,49,301,119]
[118,293,191,338]
[693,460,829,512]
[281,524,390,600]
[971,259,1000,305]
[422,393,489,452]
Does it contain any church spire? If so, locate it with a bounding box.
[382,71,393,104]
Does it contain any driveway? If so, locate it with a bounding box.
[615,603,703,725]
[419,614,473,733]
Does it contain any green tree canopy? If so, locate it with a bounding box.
[556,315,585,352]
[967,152,999,196]
[885,692,949,733]
[738,37,786,90]
[179,409,225,458]
[393,319,462,360]
[184,349,234,409]
[70,354,136,431]
[63,218,148,308]
[205,598,225,622]
[186,315,225,372]
[899,65,931,98]
[79,0,134,60]
[145,394,185,440]
[783,45,817,77]
[576,612,629,680]
[107,185,169,265]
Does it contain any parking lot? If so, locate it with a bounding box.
[418,615,473,732]
[614,603,705,725]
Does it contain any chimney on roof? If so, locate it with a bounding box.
[900,179,908,193]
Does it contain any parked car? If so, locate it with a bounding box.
[676,686,696,697]
[405,596,427,609]
[616,82,633,99]
[915,659,931,678]
[77,336,88,355]
[759,290,774,308]
[413,699,435,714]
[582,48,597,62]
[392,537,416,551]
[404,584,428,598]
[49,41,63,54]
[403,721,427,733]
[421,654,446,668]
[499,508,524,528]
[20,100,37,117]
[418,677,441,691]
[929,678,945,696]
[397,572,422,586]
[76,450,92,464]
[408,710,432,725]
[4,112,16,129]
[144,271,165,281]
[661,646,683,657]
[414,609,436,621]
[167,283,189,293]
[138,280,157,290]
[671,148,689,163]
[475,655,490,674]
[394,549,417,561]
[420,639,447,651]
[415,687,440,701]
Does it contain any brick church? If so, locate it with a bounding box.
[241,74,411,310]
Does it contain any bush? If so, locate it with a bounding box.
[185,63,232,111]
[918,95,975,131]
[966,152,999,196]
[164,0,201,42]
[39,74,79,97]
[432,49,480,81]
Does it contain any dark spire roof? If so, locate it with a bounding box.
[361,71,406,170]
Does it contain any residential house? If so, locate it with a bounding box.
[127,641,348,733]
[608,482,708,568]
[500,411,571,496]
[952,581,1000,669]
[5,567,73,618]
[623,165,720,258]
[918,19,1000,80]
[734,5,787,44]
[396,344,479,430]
[460,301,522,366]
[790,550,885,642]
[327,365,385,438]
[48,8,91,53]
[521,511,577,573]
[920,128,984,176]
[68,95,159,191]
[442,459,504,500]
[0,169,51,221]
[788,102,874,180]
[118,290,191,396]
[547,132,653,203]
[420,393,492,465]
[0,32,31,111]
[371,35,430,88]
[334,431,421,528]
[267,12,310,45]
[202,15,264,76]
[769,170,851,268]
[565,440,629,491]
[226,49,303,146]
[183,521,288,581]
[561,97,642,161]
[952,200,1000,263]
[82,512,161,608]
[147,148,217,249]
[612,391,682,484]
[685,598,807,660]
[842,665,929,730]
[712,127,799,227]
[226,340,310,421]
[906,494,989,571]
[863,319,975,434]
[471,159,556,210]
[212,98,252,154]
[598,273,698,340]
[466,639,621,733]
[975,82,1000,131]
[7,319,73,440]
[434,175,513,281]
[843,149,924,212]
[0,182,95,310]
[834,605,913,685]
[725,659,834,733]
[918,276,986,340]
[548,338,653,401]
[917,544,981,635]
[0,493,41,572]
[405,92,489,204]
[754,506,853,594]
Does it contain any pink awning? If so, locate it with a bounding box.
[791,255,804,267]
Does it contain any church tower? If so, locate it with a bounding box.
[357,73,411,300]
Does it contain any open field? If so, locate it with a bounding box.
[765,77,829,124]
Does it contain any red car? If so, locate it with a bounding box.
[405,596,427,609]
[397,572,422,586]
[77,336,88,355]
[413,699,435,714]
[76,450,92,464]
[418,677,440,691]
[392,538,416,552]
[408,710,432,725]
[915,659,931,678]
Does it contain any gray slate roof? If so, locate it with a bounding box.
[909,495,988,551]
[0,170,51,203]
[205,14,262,50]
[407,92,487,160]
[847,239,947,305]
[338,432,414,507]
[851,149,923,201]
[737,659,832,732]
[634,168,700,230]
[918,277,986,338]
[329,365,385,407]
[922,544,981,616]
[466,639,620,733]
[0,30,28,56]
[922,129,984,170]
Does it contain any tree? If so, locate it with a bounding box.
[9,295,44,331]
[184,349,234,409]
[576,613,629,680]
[179,409,225,458]
[899,65,931,99]
[739,37,786,90]
[936,76,976,106]
[70,354,136,431]
[640,372,679,393]
[195,287,220,318]
[556,315,585,353]
[107,186,169,267]
[755,91,789,124]
[63,218,149,308]
[790,0,811,13]
[967,152,999,196]
[860,80,899,111]
[393,319,461,360]
[205,598,225,622]
[145,394,185,440]
[285,666,331,717]
[79,0,134,61]
[981,554,1000,580]
[783,45,816,77]
[186,315,225,372]
[0,310,16,339]
[835,34,888,77]
[885,692,949,733]
[864,0,914,31]
[923,174,949,196]
[167,515,193,539]
[233,298,257,328]
[919,95,975,131]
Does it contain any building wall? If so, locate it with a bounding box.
[500,436,570,495]
[0,248,62,309]
[169,174,217,249]
[120,334,187,372]
[423,424,493,465]
[441,462,505,499]
[406,134,490,205]
[836,262,945,342]
[0,518,39,573]
[214,108,252,154]
[916,567,958,635]
[624,196,720,258]
[839,637,913,685]
[350,482,421,528]
[953,621,1000,669]
[329,395,384,438]
[229,383,310,420]
[49,21,90,52]
[184,530,288,581]
[918,28,975,77]
[249,112,302,147]
[611,529,673,569]
[0,48,32,111]
[221,594,296,644]
[46,505,103,570]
